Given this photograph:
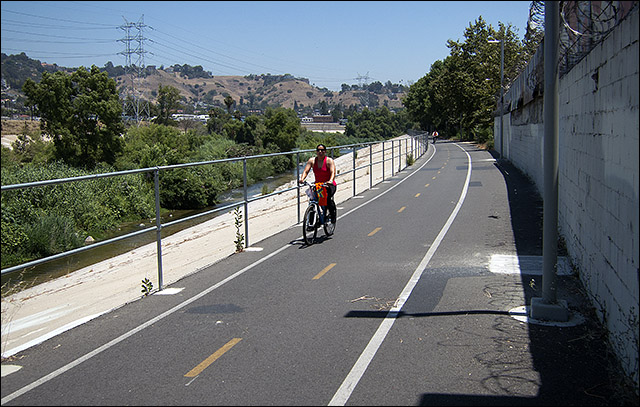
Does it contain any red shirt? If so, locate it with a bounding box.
[313,156,336,185]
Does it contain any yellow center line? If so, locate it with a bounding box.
[398,206,406,213]
[313,263,337,280]
[425,183,430,188]
[368,227,382,237]
[184,338,242,377]
[414,193,420,198]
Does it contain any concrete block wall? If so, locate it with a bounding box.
[498,9,639,385]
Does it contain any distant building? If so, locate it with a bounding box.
[312,114,333,123]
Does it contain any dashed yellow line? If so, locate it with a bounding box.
[313,263,337,280]
[185,338,242,377]
[398,206,406,213]
[368,227,382,237]
[415,193,421,198]
[425,183,430,188]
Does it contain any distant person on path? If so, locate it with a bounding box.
[299,144,337,223]
[432,130,439,144]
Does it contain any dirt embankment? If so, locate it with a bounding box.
[1,119,42,149]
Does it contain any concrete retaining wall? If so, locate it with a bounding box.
[495,9,638,385]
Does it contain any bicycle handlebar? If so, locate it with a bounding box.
[299,180,331,187]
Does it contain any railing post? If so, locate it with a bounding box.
[369,144,372,189]
[296,151,301,224]
[243,158,249,248]
[154,168,163,290]
[352,145,356,197]
[399,139,402,172]
[391,140,395,177]
[382,141,385,181]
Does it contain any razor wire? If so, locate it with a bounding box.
[526,1,638,80]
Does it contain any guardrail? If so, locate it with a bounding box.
[1,133,429,289]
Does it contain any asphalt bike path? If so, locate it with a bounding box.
[4,142,468,406]
[4,141,626,406]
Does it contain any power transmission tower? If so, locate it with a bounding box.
[118,16,149,125]
[355,72,370,88]
[356,72,371,108]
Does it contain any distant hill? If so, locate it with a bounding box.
[1,53,407,117]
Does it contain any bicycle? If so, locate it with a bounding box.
[300,181,336,245]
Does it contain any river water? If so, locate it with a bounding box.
[1,165,302,294]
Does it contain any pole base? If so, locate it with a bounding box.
[529,297,569,322]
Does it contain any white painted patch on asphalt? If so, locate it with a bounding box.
[155,287,184,295]
[2,311,109,359]
[509,305,584,327]
[2,305,77,334]
[489,255,572,275]
[1,365,22,377]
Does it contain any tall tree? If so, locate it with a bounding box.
[263,107,300,152]
[153,85,181,126]
[22,65,124,168]
[403,16,538,140]
[224,95,235,114]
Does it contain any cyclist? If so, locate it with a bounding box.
[432,130,439,144]
[299,144,337,224]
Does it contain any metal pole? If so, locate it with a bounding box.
[243,158,249,248]
[154,169,163,290]
[391,140,395,176]
[399,139,403,172]
[382,141,385,181]
[352,146,356,196]
[369,144,372,189]
[500,39,504,161]
[530,0,568,321]
[296,151,301,224]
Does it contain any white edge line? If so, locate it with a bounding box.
[329,143,471,406]
[1,244,291,405]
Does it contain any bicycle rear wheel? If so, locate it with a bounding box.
[323,207,336,236]
[303,205,318,245]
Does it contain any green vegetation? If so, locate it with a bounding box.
[3,15,538,273]
[141,278,153,296]
[22,65,125,169]
[402,17,542,144]
[2,10,538,274]
[233,207,244,253]
[2,66,414,271]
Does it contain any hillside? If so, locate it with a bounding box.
[2,53,408,117]
[115,70,406,113]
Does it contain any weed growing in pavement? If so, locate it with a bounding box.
[406,153,415,166]
[141,278,153,296]
[233,207,244,253]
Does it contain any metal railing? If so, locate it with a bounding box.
[1,133,429,288]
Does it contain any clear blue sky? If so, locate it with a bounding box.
[1,1,532,91]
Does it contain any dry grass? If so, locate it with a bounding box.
[1,119,41,136]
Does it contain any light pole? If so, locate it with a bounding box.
[488,39,504,161]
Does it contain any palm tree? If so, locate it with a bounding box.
[224,95,235,114]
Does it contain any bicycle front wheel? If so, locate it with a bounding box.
[303,205,318,245]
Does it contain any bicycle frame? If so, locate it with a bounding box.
[305,183,327,220]
[300,181,333,244]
